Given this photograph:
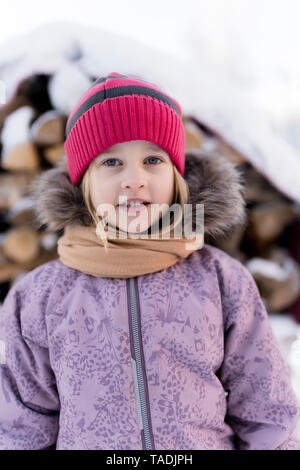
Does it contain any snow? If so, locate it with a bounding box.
[1,106,34,156]
[7,197,36,218]
[48,63,91,115]
[269,314,300,343]
[40,233,58,251]
[246,257,296,282]
[0,20,299,203]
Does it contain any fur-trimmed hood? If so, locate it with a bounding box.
[32,149,246,240]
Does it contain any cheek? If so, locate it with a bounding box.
[90,173,107,207]
[158,169,174,204]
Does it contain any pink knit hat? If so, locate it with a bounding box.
[64,72,186,185]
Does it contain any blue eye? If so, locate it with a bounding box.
[103,159,120,167]
[102,156,162,167]
[146,157,161,164]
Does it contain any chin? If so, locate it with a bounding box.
[119,222,150,234]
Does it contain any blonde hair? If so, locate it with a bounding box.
[80,158,190,250]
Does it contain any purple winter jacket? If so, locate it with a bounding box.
[0,150,300,450]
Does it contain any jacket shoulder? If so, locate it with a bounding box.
[6,258,68,302]
[195,243,251,280]
[8,258,82,293]
[0,259,79,348]
[198,244,262,324]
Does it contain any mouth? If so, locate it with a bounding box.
[117,202,150,214]
[117,201,150,206]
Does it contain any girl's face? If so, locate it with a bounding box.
[89,140,175,233]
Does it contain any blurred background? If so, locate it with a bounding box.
[0,0,300,437]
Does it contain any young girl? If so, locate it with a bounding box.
[0,72,299,450]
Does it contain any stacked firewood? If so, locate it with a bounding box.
[0,73,300,324]
[184,117,300,323]
[0,74,66,297]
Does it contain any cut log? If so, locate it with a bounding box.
[0,262,25,284]
[183,117,204,150]
[246,248,300,312]
[248,199,297,244]
[0,173,36,210]
[6,196,36,226]
[2,226,40,264]
[215,140,247,165]
[30,110,65,146]
[1,141,40,172]
[43,143,65,165]
[242,165,281,203]
[0,249,58,284]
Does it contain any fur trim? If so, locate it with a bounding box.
[184,149,246,238]
[32,150,246,238]
[32,155,92,233]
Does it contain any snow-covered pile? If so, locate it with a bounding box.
[0,21,300,203]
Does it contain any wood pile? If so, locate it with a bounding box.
[0,74,64,296]
[0,73,300,324]
[184,117,300,323]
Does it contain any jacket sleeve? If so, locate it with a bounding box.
[0,276,60,449]
[215,254,300,450]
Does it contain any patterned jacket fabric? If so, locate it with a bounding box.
[0,149,300,449]
[0,245,300,450]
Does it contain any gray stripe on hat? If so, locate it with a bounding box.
[66,85,181,137]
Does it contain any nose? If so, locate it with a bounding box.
[120,166,147,190]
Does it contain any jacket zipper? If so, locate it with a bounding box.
[127,277,155,450]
